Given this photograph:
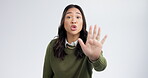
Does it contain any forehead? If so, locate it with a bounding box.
[66,8,81,15]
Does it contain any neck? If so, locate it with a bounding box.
[66,33,80,44]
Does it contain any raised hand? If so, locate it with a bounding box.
[78,25,107,61]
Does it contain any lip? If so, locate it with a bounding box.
[71,25,77,31]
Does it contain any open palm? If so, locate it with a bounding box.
[78,25,107,61]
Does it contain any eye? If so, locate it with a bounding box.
[66,16,71,19]
[76,16,81,19]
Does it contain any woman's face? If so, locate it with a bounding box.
[64,8,83,37]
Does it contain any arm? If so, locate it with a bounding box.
[43,43,54,78]
[89,52,107,71]
[78,25,107,71]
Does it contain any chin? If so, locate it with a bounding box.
[70,32,80,36]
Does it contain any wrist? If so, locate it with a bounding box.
[89,55,100,61]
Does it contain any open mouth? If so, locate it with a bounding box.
[71,25,77,31]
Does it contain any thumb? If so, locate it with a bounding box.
[78,38,85,49]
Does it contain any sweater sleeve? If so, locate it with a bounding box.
[43,42,54,78]
[88,51,107,71]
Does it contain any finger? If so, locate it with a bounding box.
[96,27,101,40]
[78,38,86,49]
[101,35,107,45]
[93,25,98,39]
[87,26,93,40]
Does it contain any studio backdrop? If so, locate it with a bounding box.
[0,0,148,78]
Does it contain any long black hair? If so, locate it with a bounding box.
[53,4,88,60]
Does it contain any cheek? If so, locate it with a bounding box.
[64,20,70,30]
[64,20,70,26]
[79,25,83,31]
[79,20,83,30]
[79,19,83,25]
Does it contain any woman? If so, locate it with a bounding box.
[43,4,107,78]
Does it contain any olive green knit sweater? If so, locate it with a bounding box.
[43,39,107,78]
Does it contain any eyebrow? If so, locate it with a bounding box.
[66,12,81,15]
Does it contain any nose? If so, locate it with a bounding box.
[71,17,76,24]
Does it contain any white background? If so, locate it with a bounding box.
[0,0,148,78]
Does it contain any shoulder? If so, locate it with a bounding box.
[49,38,57,46]
[47,38,58,49]
[45,38,58,57]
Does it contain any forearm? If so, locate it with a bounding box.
[89,52,107,71]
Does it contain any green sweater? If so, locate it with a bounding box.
[43,39,107,78]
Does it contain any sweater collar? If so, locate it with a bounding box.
[65,39,78,48]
